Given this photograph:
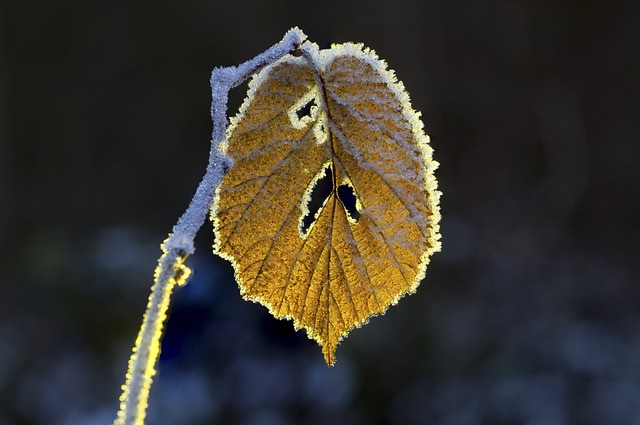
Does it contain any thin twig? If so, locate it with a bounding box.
[113,28,307,425]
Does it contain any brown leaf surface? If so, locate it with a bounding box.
[212,42,441,365]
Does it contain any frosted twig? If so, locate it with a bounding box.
[114,27,307,425]
[166,26,307,255]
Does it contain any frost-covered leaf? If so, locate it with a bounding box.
[211,40,441,365]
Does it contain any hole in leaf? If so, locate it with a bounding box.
[296,98,316,120]
[301,165,334,234]
[337,183,360,222]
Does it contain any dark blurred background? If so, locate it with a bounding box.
[1,0,639,424]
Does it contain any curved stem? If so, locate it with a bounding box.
[113,28,307,425]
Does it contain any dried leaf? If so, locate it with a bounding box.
[211,41,441,365]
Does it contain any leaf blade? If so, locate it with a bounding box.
[212,41,441,365]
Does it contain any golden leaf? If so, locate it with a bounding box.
[211,41,441,365]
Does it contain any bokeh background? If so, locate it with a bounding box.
[1,0,639,424]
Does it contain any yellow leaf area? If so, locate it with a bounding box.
[211,42,441,365]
